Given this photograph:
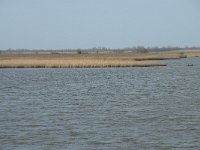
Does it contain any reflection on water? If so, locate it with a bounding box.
[0,58,200,149]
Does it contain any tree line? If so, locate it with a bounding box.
[0,46,200,54]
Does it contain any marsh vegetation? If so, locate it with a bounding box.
[0,50,199,68]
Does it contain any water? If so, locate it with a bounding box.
[0,58,200,150]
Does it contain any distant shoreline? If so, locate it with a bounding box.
[0,50,199,68]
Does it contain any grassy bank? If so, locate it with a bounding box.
[0,59,166,68]
[0,50,199,68]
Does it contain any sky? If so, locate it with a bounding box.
[0,0,200,49]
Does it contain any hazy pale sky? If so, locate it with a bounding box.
[0,0,200,49]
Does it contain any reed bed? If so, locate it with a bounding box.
[134,53,187,61]
[179,50,200,57]
[0,59,166,68]
[0,50,199,68]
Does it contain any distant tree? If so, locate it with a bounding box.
[77,49,82,54]
[136,46,148,53]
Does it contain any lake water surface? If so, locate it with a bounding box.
[0,58,200,150]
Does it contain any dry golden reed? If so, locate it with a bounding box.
[0,50,199,68]
[0,59,166,68]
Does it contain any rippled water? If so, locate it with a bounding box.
[0,58,200,150]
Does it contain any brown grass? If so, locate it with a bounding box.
[178,50,200,57]
[0,59,166,68]
[134,52,187,61]
[0,50,199,68]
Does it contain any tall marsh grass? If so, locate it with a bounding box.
[0,50,199,68]
[0,59,166,68]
